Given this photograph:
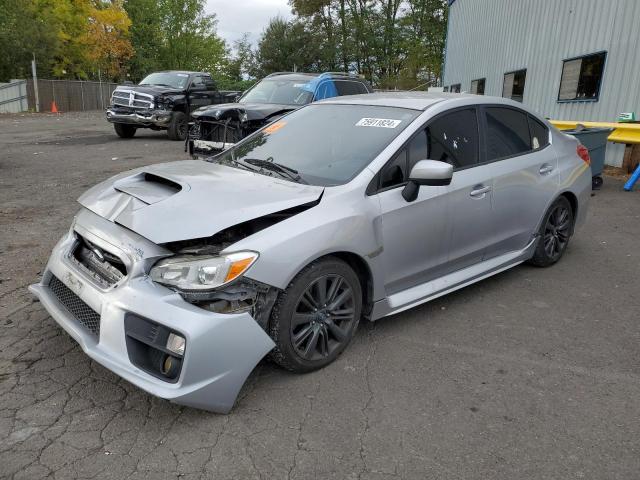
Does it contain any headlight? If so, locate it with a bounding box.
[149,251,258,291]
[156,98,172,110]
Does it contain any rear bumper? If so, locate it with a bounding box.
[30,210,275,413]
[106,108,173,128]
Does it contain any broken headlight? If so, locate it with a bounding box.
[156,98,173,110]
[149,251,258,291]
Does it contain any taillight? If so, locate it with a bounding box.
[577,144,591,165]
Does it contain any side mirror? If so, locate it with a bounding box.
[402,160,453,202]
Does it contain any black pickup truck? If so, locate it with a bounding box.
[106,71,239,140]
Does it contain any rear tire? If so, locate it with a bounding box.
[528,196,574,267]
[167,111,187,141]
[114,123,136,138]
[269,257,362,373]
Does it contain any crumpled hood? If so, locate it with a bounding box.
[77,160,324,244]
[115,84,184,98]
[192,102,297,122]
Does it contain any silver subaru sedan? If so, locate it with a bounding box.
[30,93,592,413]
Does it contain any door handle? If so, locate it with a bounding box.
[470,185,491,197]
[539,164,554,175]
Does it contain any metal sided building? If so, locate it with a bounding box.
[442,0,640,166]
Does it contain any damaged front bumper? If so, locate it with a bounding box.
[29,208,275,413]
[105,108,173,128]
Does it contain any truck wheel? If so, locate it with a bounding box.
[114,123,136,138]
[167,112,187,141]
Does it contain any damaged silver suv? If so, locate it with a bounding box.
[30,92,592,413]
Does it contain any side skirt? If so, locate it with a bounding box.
[371,238,537,320]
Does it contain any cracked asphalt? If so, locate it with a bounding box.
[1,112,639,479]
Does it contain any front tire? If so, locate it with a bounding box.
[528,196,574,267]
[167,111,187,141]
[269,257,362,373]
[114,123,136,138]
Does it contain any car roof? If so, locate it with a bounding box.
[156,70,206,76]
[265,72,367,82]
[318,91,536,112]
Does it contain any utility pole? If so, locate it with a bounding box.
[31,54,40,112]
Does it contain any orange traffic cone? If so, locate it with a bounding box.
[51,101,59,113]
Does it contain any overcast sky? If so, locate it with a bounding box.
[206,0,293,48]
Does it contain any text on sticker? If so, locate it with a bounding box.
[356,118,402,128]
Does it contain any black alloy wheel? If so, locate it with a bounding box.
[543,202,571,260]
[269,257,362,373]
[528,196,574,267]
[291,274,356,361]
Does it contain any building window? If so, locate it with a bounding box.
[450,84,461,93]
[502,69,526,102]
[471,78,485,95]
[558,51,606,102]
[443,86,449,92]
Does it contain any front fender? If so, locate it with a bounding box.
[227,185,386,301]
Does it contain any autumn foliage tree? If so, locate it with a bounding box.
[84,1,134,80]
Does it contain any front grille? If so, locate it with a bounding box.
[49,276,101,336]
[111,89,154,109]
[69,235,126,288]
[193,119,244,144]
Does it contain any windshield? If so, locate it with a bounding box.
[212,104,420,186]
[139,72,189,89]
[240,78,315,105]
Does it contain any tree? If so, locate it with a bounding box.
[254,17,325,76]
[0,0,58,81]
[84,0,134,81]
[123,0,163,81]
[157,0,227,73]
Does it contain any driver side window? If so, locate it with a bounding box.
[378,107,479,190]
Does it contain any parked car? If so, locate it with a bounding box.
[106,71,238,140]
[187,71,373,157]
[31,93,591,413]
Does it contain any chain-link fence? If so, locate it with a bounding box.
[25,79,119,112]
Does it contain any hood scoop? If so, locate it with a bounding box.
[113,172,182,205]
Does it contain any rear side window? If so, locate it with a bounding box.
[427,108,479,168]
[528,116,549,150]
[334,80,369,96]
[484,107,531,160]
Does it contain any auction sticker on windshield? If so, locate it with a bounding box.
[356,118,402,128]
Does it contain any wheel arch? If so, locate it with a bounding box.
[560,190,578,224]
[282,251,376,321]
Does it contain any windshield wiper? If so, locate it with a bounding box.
[243,158,306,184]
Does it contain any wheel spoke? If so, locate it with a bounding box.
[325,319,348,342]
[293,325,314,350]
[314,277,328,306]
[302,329,320,358]
[292,312,316,327]
[326,276,343,304]
[318,326,329,356]
[299,290,318,310]
[328,288,352,311]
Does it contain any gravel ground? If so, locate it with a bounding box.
[1,112,639,479]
